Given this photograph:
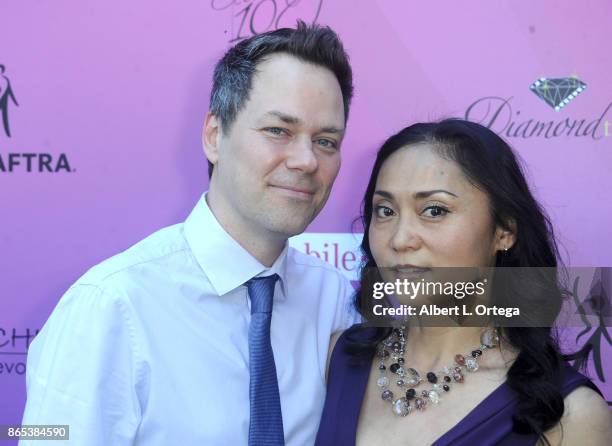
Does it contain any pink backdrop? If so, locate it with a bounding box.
[1,0,610,436]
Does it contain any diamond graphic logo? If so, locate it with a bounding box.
[529,77,586,112]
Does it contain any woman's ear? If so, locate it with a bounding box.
[494,218,517,253]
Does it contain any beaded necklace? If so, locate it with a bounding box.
[376,327,499,416]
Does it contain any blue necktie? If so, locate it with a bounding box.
[246,274,284,446]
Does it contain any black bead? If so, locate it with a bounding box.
[443,375,451,383]
[406,388,416,399]
[426,372,437,384]
[389,363,401,374]
[471,349,482,358]
[443,384,450,392]
[378,364,386,370]
[398,358,405,364]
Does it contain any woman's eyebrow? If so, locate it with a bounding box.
[413,189,458,199]
[373,190,394,200]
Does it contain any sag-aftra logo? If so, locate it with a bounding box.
[0,64,73,174]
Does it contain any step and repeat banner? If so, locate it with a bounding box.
[1,0,611,430]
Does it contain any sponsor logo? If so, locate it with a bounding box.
[529,76,586,112]
[210,0,324,42]
[0,327,40,376]
[465,75,611,140]
[0,64,18,138]
[0,64,75,174]
[0,153,73,173]
[289,232,363,281]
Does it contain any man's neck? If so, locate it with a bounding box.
[205,190,286,267]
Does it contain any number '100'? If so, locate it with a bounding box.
[222,0,324,42]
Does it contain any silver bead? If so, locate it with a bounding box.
[480,329,499,348]
[377,376,389,387]
[405,367,420,383]
[466,357,478,372]
[428,390,440,404]
[392,398,412,416]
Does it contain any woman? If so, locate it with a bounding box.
[315,120,611,445]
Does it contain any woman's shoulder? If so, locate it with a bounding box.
[329,324,379,353]
[563,383,609,413]
[325,324,380,382]
[539,364,612,445]
[330,329,344,347]
[557,362,605,399]
[541,384,611,445]
[324,327,355,379]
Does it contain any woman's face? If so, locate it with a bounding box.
[369,144,512,270]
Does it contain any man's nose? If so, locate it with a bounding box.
[285,137,318,174]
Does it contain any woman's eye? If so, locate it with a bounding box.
[422,205,449,218]
[374,205,395,218]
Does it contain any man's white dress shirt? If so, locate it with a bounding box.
[21,193,358,445]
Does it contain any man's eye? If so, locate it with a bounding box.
[316,138,337,149]
[374,205,395,218]
[421,205,449,218]
[265,127,286,136]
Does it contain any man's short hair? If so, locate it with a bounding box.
[208,21,354,177]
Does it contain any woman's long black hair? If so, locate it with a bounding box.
[345,119,586,441]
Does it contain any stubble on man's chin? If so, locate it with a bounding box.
[263,207,319,238]
[268,214,312,237]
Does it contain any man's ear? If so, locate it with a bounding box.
[203,112,221,166]
[494,218,517,252]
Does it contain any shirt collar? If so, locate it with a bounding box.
[184,192,288,299]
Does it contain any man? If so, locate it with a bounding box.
[21,23,356,445]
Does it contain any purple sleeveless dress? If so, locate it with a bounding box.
[315,327,603,446]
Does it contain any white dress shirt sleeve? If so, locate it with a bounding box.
[21,284,142,446]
